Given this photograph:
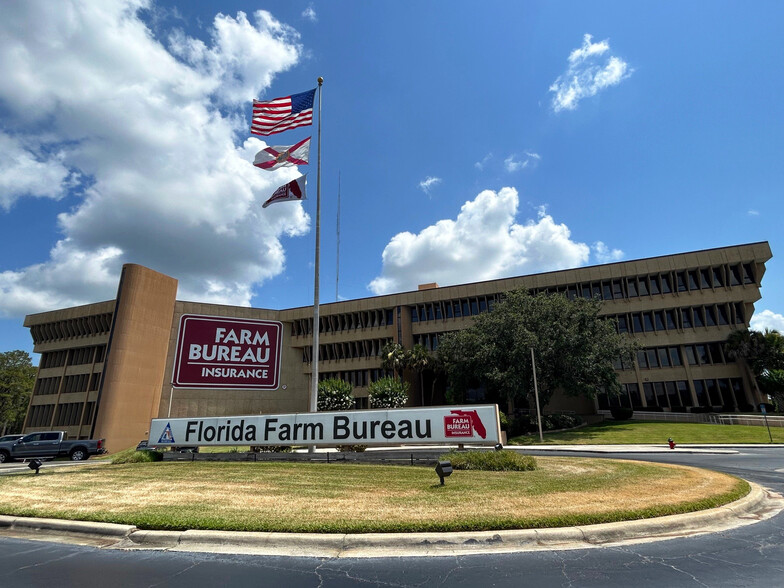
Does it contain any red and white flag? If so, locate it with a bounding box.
[253,137,311,170]
[263,175,307,208]
[251,89,315,136]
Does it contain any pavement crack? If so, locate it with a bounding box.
[13,549,80,573]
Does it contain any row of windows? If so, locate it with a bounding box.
[26,404,55,428]
[410,296,498,323]
[541,263,756,303]
[291,309,394,337]
[408,263,757,325]
[599,377,746,410]
[413,332,452,351]
[318,369,393,388]
[29,313,113,345]
[302,338,393,363]
[53,402,93,427]
[41,346,106,370]
[34,372,101,396]
[611,302,745,334]
[34,377,61,396]
[26,401,96,430]
[625,341,733,370]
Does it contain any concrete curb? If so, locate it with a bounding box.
[1,482,780,557]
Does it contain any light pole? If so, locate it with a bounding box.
[531,347,544,443]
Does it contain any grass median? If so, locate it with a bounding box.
[509,420,784,445]
[0,457,747,533]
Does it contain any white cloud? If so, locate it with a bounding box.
[750,309,784,333]
[504,151,541,173]
[0,132,79,210]
[418,176,442,195]
[368,188,595,294]
[302,5,317,22]
[474,152,493,171]
[0,0,308,317]
[592,241,624,264]
[550,34,632,112]
[748,209,760,216]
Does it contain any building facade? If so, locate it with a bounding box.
[22,242,772,452]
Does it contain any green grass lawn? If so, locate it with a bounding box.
[509,420,784,445]
[0,457,746,533]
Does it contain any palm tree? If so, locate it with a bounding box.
[406,344,432,405]
[380,342,406,378]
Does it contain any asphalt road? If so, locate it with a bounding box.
[1,447,783,587]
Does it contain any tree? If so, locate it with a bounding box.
[725,329,784,377]
[368,377,409,409]
[726,329,784,409]
[380,342,406,378]
[317,378,354,411]
[406,344,432,405]
[0,350,36,435]
[437,290,637,410]
[758,370,784,409]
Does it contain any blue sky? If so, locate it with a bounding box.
[2,0,784,357]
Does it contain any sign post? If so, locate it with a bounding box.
[760,403,773,443]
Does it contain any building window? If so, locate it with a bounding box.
[669,346,682,366]
[676,272,688,292]
[661,274,672,293]
[678,381,692,407]
[665,310,678,330]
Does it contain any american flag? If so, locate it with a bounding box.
[251,89,315,136]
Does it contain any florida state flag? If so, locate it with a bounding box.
[253,137,310,170]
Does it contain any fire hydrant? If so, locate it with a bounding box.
[668,437,676,450]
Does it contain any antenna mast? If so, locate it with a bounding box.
[336,171,341,301]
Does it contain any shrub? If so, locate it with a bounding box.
[440,449,537,472]
[335,445,367,452]
[251,445,292,453]
[610,406,634,420]
[318,378,354,411]
[110,447,163,464]
[506,411,583,436]
[368,376,409,409]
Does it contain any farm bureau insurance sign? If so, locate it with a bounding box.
[172,314,283,389]
[149,405,501,447]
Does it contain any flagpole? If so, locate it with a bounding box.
[309,77,323,423]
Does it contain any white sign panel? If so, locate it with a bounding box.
[150,405,501,447]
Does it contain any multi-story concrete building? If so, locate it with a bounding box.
[22,241,772,452]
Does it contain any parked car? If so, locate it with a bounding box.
[0,434,24,443]
[0,431,106,463]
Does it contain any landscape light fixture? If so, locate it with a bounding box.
[28,459,43,474]
[494,443,503,451]
[435,460,453,485]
